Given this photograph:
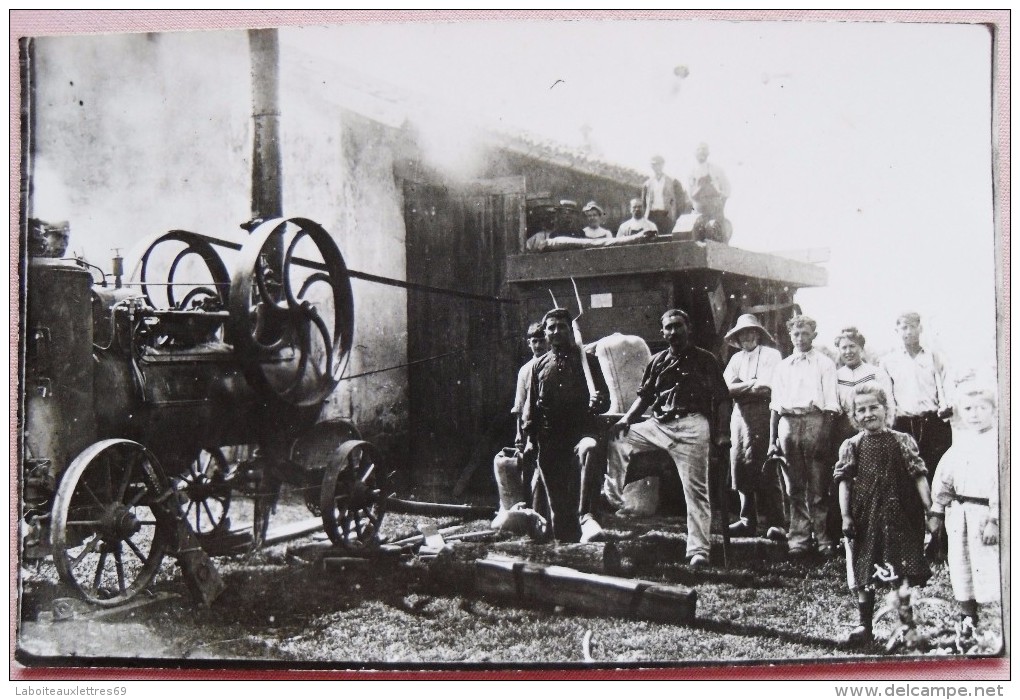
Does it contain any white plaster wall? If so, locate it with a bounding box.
[278,46,409,443]
[30,31,252,267]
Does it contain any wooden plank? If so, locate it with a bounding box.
[704,242,828,288]
[386,497,496,520]
[433,537,787,578]
[506,240,827,288]
[506,240,703,282]
[261,517,323,547]
[474,557,697,624]
[573,304,670,343]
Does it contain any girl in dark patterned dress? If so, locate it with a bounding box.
[834,386,932,645]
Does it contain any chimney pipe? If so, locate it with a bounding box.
[248,29,282,223]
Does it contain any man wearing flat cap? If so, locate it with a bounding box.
[521,308,611,542]
[607,309,731,568]
[641,155,692,236]
[723,314,786,538]
[581,201,613,240]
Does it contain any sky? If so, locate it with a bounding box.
[283,18,1000,381]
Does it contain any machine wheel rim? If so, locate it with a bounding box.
[172,448,232,537]
[50,439,171,608]
[319,440,387,548]
[227,217,354,407]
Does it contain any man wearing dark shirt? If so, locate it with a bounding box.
[607,309,732,567]
[521,308,611,542]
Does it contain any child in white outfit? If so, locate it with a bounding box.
[928,387,1001,627]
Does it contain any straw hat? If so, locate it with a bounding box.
[724,313,775,348]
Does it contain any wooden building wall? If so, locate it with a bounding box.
[482,153,642,236]
[399,145,816,499]
[402,175,527,498]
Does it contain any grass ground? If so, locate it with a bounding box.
[17,490,1005,669]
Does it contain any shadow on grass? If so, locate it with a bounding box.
[690,615,849,653]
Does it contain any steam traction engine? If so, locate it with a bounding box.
[22,217,389,607]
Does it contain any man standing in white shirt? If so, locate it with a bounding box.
[688,142,731,216]
[723,314,785,538]
[880,311,953,560]
[767,315,840,558]
[641,155,691,236]
[880,312,953,469]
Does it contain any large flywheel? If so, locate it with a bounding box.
[133,230,232,311]
[228,218,354,407]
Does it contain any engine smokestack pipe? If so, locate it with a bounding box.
[248,29,283,224]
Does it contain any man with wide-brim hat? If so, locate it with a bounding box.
[723,314,787,538]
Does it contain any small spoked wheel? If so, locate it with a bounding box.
[172,448,231,537]
[50,440,172,607]
[319,440,388,548]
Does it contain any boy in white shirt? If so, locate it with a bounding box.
[768,315,839,558]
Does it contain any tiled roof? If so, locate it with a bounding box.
[484,128,646,187]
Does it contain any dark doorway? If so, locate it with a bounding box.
[403,177,526,499]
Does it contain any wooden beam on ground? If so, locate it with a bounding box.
[447,536,786,575]
[287,542,407,562]
[385,497,495,520]
[48,592,182,622]
[475,556,697,624]
[262,517,324,547]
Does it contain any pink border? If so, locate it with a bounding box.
[8,9,1010,681]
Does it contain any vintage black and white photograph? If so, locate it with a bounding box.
[13,11,1008,673]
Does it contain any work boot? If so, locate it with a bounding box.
[844,625,875,646]
[843,594,875,646]
[579,514,605,543]
[728,519,755,537]
[688,554,709,569]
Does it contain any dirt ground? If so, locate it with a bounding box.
[15,488,1006,671]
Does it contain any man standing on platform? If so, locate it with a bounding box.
[688,142,731,217]
[641,155,691,236]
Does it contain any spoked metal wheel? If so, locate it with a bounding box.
[133,230,232,310]
[288,420,362,517]
[172,448,231,537]
[228,217,354,407]
[319,440,388,548]
[50,440,171,607]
